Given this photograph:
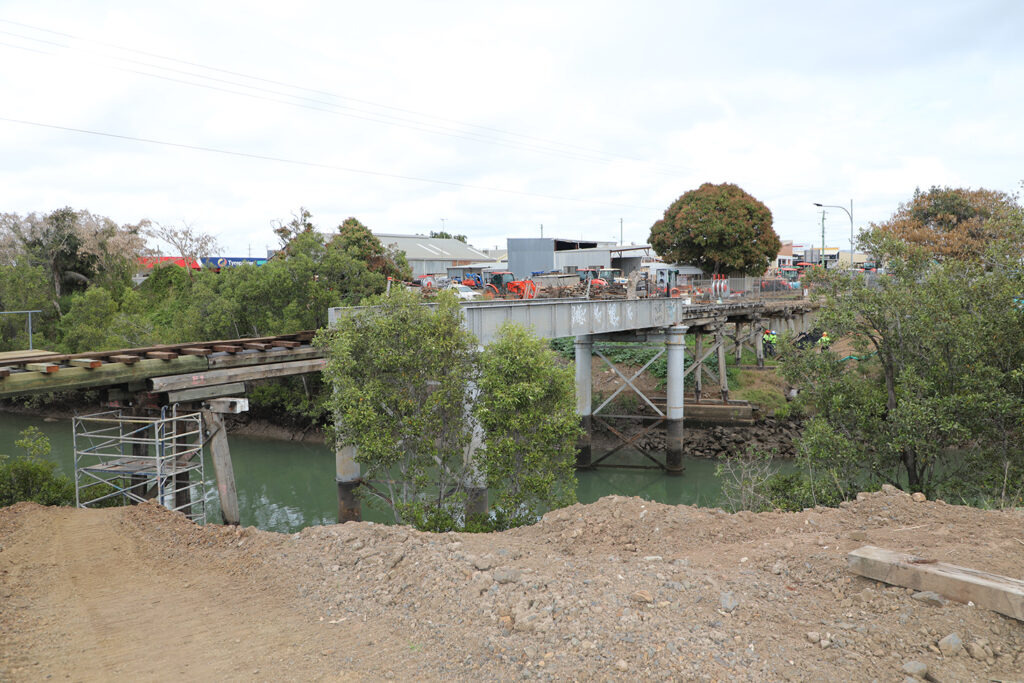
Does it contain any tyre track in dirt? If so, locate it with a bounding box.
[0,504,416,681]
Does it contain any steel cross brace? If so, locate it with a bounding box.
[591,415,667,469]
[592,346,665,417]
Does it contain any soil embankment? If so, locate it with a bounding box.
[2,490,1022,681]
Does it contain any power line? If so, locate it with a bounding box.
[0,116,659,211]
[0,18,694,176]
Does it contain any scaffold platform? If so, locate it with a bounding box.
[73,408,207,524]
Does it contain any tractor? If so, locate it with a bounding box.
[577,267,607,287]
[484,271,537,299]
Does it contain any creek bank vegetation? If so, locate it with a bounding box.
[717,186,1024,512]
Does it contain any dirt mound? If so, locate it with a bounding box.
[2,491,1022,681]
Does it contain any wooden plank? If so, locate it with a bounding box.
[0,366,10,378]
[69,358,103,369]
[847,545,1024,621]
[149,357,326,392]
[243,342,271,351]
[212,344,242,353]
[273,340,302,348]
[146,351,179,360]
[0,349,59,362]
[201,410,240,525]
[108,354,142,365]
[166,382,246,404]
[206,346,323,369]
[25,362,60,373]
[179,347,213,356]
[0,357,209,399]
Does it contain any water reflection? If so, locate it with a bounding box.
[1,414,729,534]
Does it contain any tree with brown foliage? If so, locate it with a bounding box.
[872,186,1024,262]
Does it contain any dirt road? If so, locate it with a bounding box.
[2,490,1023,681]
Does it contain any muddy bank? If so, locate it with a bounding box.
[2,399,797,454]
[594,416,802,459]
[0,400,326,444]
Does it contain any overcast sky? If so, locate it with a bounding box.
[1,1,1021,257]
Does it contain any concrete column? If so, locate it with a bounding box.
[463,384,488,519]
[574,335,593,469]
[716,328,729,401]
[336,443,361,523]
[664,324,688,475]
[693,330,703,404]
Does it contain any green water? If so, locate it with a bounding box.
[0,414,725,533]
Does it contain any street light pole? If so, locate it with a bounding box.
[813,200,854,268]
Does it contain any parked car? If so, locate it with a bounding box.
[445,284,478,301]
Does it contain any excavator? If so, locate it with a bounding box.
[483,271,537,299]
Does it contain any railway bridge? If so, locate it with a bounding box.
[1,296,814,523]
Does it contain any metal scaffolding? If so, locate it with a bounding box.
[73,407,207,524]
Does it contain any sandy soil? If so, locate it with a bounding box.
[2,490,1022,682]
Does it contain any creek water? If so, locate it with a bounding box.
[0,414,726,534]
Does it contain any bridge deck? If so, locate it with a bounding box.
[0,298,813,399]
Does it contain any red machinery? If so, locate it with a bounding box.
[484,271,537,299]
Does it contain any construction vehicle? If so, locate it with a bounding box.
[484,271,537,299]
[599,268,626,284]
[461,272,483,288]
[576,267,607,287]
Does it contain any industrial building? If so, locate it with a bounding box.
[372,233,495,278]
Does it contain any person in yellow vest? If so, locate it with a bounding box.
[817,331,831,351]
[762,329,777,356]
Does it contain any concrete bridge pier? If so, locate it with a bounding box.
[664,324,688,474]
[336,444,361,523]
[574,335,593,469]
[463,391,488,518]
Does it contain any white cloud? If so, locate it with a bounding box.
[1,0,1022,256]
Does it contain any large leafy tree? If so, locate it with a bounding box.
[0,208,147,313]
[336,217,412,281]
[780,228,1024,500]
[474,323,580,527]
[873,185,1024,263]
[319,293,581,530]
[649,183,780,276]
[319,288,479,527]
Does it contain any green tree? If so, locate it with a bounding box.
[649,183,780,275]
[780,229,1024,499]
[474,323,580,527]
[272,207,315,249]
[0,261,55,351]
[429,230,468,243]
[1,208,147,313]
[337,217,412,281]
[318,288,479,527]
[0,427,75,507]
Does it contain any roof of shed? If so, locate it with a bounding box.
[374,233,493,262]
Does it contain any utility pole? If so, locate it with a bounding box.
[820,210,826,268]
[620,218,623,246]
[540,223,543,238]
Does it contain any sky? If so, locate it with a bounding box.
[1,1,1022,257]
